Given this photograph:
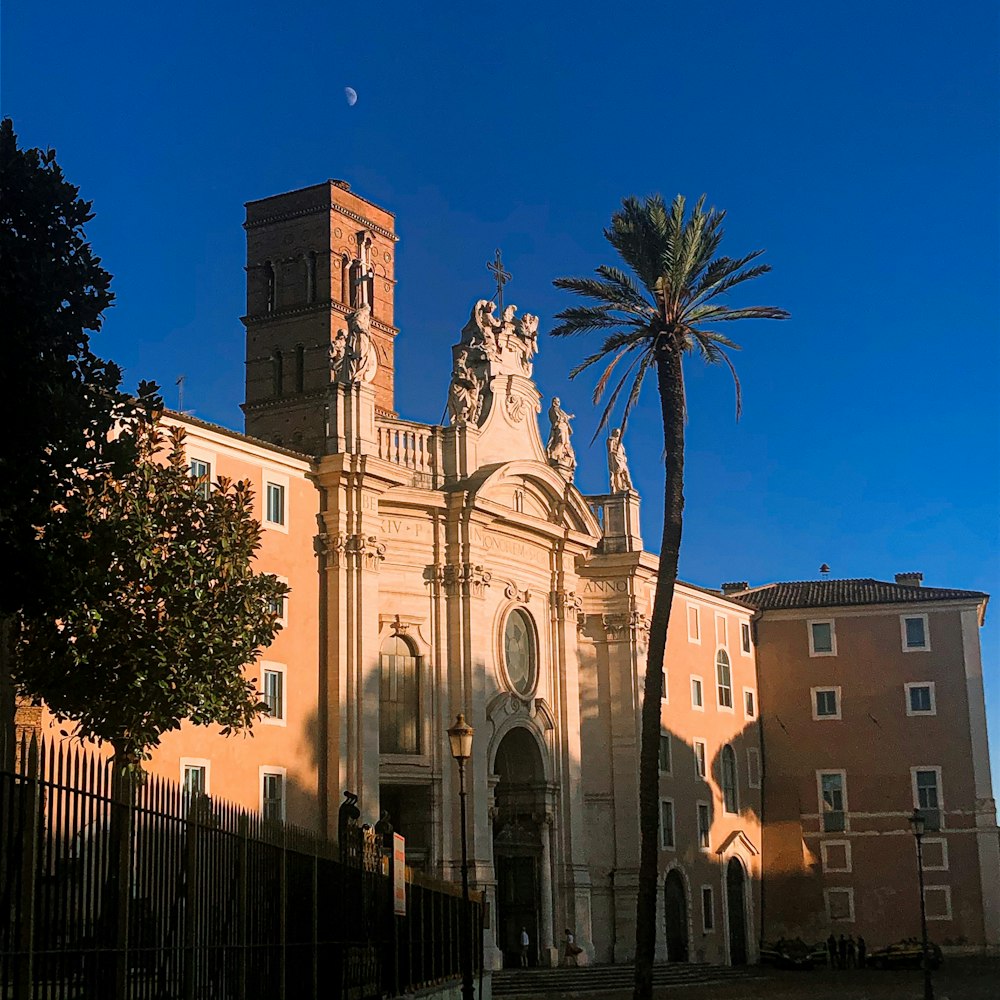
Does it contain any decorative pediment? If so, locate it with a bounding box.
[715,829,760,858]
[532,697,556,732]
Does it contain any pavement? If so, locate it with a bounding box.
[492,958,1000,1000]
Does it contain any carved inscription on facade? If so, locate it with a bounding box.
[582,579,630,595]
[382,517,427,539]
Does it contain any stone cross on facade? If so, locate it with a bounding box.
[487,248,511,316]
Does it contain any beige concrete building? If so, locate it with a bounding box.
[732,577,999,952]
[33,181,996,967]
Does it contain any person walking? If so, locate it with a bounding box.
[847,935,857,969]
[838,934,848,970]
[564,928,584,966]
[857,935,867,969]
[827,932,838,969]
[519,927,530,968]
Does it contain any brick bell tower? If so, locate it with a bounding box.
[241,180,398,452]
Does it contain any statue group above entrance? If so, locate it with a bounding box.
[331,303,378,385]
[546,397,577,481]
[607,428,633,493]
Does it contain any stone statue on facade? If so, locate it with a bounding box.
[607,428,633,493]
[447,349,485,425]
[513,311,539,374]
[546,397,577,479]
[336,303,378,384]
[461,299,501,360]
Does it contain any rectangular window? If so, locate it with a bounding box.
[659,799,675,849]
[261,768,286,822]
[812,687,841,720]
[740,621,752,654]
[819,771,847,832]
[265,482,286,526]
[693,740,707,779]
[906,682,936,716]
[808,620,836,656]
[658,733,672,774]
[923,886,952,921]
[715,615,728,647]
[691,676,704,710]
[747,748,761,789]
[181,759,210,799]
[687,604,701,643]
[263,667,285,722]
[701,886,715,932]
[743,688,756,719]
[901,614,930,651]
[697,802,711,849]
[660,669,668,704]
[825,887,854,922]
[189,458,211,499]
[821,840,852,873]
[913,768,942,830]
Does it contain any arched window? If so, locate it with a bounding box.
[503,608,537,698]
[271,349,283,396]
[305,251,317,304]
[716,648,733,709]
[294,344,305,392]
[340,254,351,306]
[265,261,276,313]
[380,634,420,754]
[721,744,739,814]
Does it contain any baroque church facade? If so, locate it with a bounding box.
[65,179,993,968]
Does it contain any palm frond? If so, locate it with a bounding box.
[549,304,636,338]
[567,330,650,380]
[708,306,791,322]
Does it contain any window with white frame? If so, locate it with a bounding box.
[905,682,936,716]
[265,481,286,527]
[740,620,752,654]
[812,687,841,720]
[808,619,836,656]
[747,747,761,789]
[825,887,854,922]
[658,733,672,774]
[920,838,948,871]
[715,649,733,709]
[701,886,715,932]
[262,665,285,723]
[697,801,711,849]
[691,676,704,710]
[189,458,211,499]
[821,840,851,873]
[181,758,210,799]
[693,740,707,779]
[715,615,728,647]
[260,768,286,822]
[912,767,942,830]
[659,799,675,849]
[923,886,952,921]
[901,613,930,651]
[819,771,847,832]
[687,604,701,643]
[380,634,421,754]
[743,688,756,719]
[721,744,739,814]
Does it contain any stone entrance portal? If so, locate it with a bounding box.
[492,727,554,967]
[726,857,748,966]
[664,869,689,962]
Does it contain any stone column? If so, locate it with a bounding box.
[538,812,557,966]
[655,874,668,961]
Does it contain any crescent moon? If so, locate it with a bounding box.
[345,87,358,107]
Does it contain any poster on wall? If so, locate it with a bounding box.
[393,833,406,916]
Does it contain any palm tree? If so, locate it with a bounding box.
[551,194,788,999]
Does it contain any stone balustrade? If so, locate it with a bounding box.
[375,416,442,488]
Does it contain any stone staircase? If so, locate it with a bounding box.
[492,962,756,997]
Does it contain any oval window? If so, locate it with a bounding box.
[503,608,537,697]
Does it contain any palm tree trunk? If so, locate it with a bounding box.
[634,350,685,1000]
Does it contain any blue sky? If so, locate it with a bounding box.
[5,1,998,791]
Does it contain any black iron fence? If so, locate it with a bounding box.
[0,732,482,999]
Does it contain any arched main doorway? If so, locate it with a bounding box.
[664,869,689,962]
[726,857,748,966]
[492,727,547,968]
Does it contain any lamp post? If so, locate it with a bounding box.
[448,714,476,1000]
[908,809,934,1000]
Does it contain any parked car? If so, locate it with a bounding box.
[868,939,942,970]
[760,938,823,969]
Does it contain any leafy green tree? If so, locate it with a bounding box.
[0,117,156,762]
[551,194,788,999]
[16,412,288,767]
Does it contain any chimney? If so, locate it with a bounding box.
[721,581,749,596]
[895,572,923,588]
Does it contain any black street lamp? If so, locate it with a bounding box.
[908,809,935,1000]
[448,714,476,1000]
